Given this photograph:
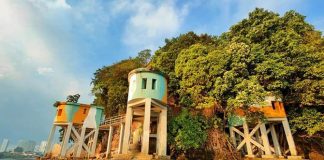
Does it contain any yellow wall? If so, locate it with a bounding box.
[234,101,287,118]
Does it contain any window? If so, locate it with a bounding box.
[142,78,147,89]
[152,79,157,90]
[57,109,62,116]
[83,108,87,114]
[271,101,276,110]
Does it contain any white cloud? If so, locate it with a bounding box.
[28,0,71,9]
[37,67,54,75]
[0,46,17,79]
[0,0,93,100]
[122,0,189,51]
[69,0,111,35]
[0,64,14,79]
[231,0,303,22]
[192,0,304,35]
[0,1,55,67]
[52,0,71,9]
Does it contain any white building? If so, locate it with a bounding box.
[38,141,47,153]
[34,145,40,152]
[0,139,9,152]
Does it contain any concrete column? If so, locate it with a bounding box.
[106,126,114,158]
[260,123,273,158]
[76,127,86,157]
[156,116,160,153]
[60,123,72,157]
[270,124,282,156]
[91,128,99,156]
[255,130,263,155]
[118,123,125,154]
[282,118,298,156]
[45,125,56,154]
[157,109,167,156]
[243,121,254,157]
[122,106,133,153]
[141,98,151,154]
[229,127,237,147]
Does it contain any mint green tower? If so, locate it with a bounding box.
[121,68,168,157]
[128,68,168,103]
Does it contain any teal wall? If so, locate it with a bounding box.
[128,71,167,103]
[94,105,104,127]
[65,103,80,122]
[228,115,245,127]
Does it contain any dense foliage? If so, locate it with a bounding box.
[168,109,209,152]
[91,50,151,117]
[290,108,324,135]
[92,8,323,158]
[150,32,218,104]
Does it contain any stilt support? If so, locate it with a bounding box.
[141,98,151,154]
[106,126,114,158]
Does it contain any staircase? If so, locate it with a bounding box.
[111,152,153,160]
[100,114,126,127]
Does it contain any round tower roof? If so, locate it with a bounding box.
[128,68,168,82]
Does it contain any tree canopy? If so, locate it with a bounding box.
[92,8,323,158]
[91,50,151,117]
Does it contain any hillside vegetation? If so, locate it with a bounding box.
[91,8,323,159]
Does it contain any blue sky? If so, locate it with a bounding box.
[0,0,323,146]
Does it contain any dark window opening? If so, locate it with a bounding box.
[142,78,147,89]
[152,79,156,90]
[271,101,276,110]
[58,109,62,116]
[83,108,87,114]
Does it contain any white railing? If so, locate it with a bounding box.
[100,114,125,126]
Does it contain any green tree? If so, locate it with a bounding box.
[14,147,23,153]
[173,8,324,158]
[150,32,218,103]
[91,51,149,117]
[289,108,324,135]
[168,109,209,154]
[136,49,151,66]
[174,8,323,114]
[91,7,324,158]
[226,8,324,106]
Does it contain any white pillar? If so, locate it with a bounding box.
[106,126,114,158]
[270,124,282,156]
[45,125,56,154]
[157,109,167,156]
[141,98,151,154]
[255,130,263,155]
[243,121,254,157]
[118,123,125,154]
[156,116,160,154]
[282,118,297,156]
[122,106,133,153]
[76,127,86,157]
[60,123,72,157]
[229,127,237,147]
[91,128,99,156]
[260,123,274,158]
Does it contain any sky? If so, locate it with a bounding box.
[0,0,323,146]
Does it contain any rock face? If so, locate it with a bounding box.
[50,144,61,157]
[111,128,120,153]
[95,143,102,158]
[309,148,324,160]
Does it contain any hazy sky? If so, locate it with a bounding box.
[0,0,323,145]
